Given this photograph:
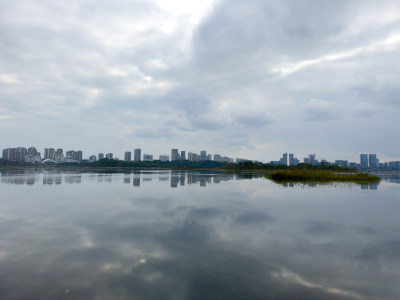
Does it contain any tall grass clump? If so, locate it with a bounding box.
[264,170,379,184]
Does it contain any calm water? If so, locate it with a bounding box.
[0,169,399,300]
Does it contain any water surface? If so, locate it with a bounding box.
[0,169,399,299]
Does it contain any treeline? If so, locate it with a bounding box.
[222,161,354,171]
[0,159,27,166]
[82,159,228,169]
[0,158,354,171]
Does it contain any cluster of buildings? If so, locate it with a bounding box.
[357,153,399,170]
[270,153,400,171]
[1,146,236,165]
[2,147,83,164]
[270,153,301,166]
[121,148,235,163]
[2,147,41,164]
[2,146,399,170]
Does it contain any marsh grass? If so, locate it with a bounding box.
[264,170,380,184]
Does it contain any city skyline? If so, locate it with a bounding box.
[1,0,400,161]
[2,145,400,171]
[2,143,399,163]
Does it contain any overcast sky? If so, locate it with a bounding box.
[1,0,399,162]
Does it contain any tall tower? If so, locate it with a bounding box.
[125,151,132,162]
[369,154,377,168]
[289,154,294,166]
[280,153,288,165]
[75,151,82,163]
[308,154,316,165]
[134,148,141,161]
[171,149,179,161]
[360,154,368,168]
[56,148,63,157]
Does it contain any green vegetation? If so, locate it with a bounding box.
[0,158,228,170]
[83,159,227,169]
[0,159,32,167]
[264,169,380,184]
[223,161,354,171]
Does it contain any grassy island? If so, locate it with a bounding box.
[265,169,380,184]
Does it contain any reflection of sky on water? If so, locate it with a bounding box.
[0,170,399,299]
[2,169,399,191]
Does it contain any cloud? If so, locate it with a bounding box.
[302,99,340,121]
[232,107,274,128]
[0,0,400,161]
[351,75,400,106]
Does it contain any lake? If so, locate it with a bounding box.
[0,169,399,299]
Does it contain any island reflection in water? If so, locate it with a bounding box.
[0,169,399,299]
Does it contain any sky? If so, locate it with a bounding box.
[0,0,399,162]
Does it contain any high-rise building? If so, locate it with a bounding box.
[3,147,39,162]
[106,153,113,160]
[66,150,82,162]
[389,161,400,170]
[335,160,348,167]
[45,148,55,160]
[2,148,9,159]
[66,150,75,159]
[124,151,132,162]
[369,154,378,168]
[134,148,141,161]
[159,155,169,161]
[188,152,201,161]
[75,151,82,163]
[289,154,294,166]
[236,158,249,163]
[8,148,17,161]
[27,147,38,156]
[279,153,288,165]
[98,153,104,160]
[360,154,368,168]
[55,148,63,158]
[309,154,317,165]
[181,151,186,160]
[200,151,207,160]
[188,152,194,161]
[16,147,27,162]
[171,149,179,161]
[3,147,26,161]
[143,154,153,161]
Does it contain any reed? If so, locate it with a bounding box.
[264,169,379,184]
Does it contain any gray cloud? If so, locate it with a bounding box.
[303,99,341,121]
[1,0,399,161]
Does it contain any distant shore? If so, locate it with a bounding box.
[0,159,397,176]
